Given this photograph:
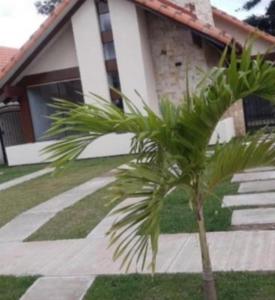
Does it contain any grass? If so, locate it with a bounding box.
[28,169,144,241]
[28,183,121,241]
[0,276,37,300]
[160,180,238,233]
[0,156,131,228]
[0,164,43,184]
[29,179,237,241]
[85,273,275,300]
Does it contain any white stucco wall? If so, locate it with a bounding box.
[214,16,272,55]
[109,0,158,113]
[6,133,133,166]
[21,24,79,78]
[71,0,110,103]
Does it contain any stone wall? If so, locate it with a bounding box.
[171,0,214,25]
[146,12,209,105]
[146,11,246,136]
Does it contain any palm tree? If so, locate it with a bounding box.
[45,45,275,300]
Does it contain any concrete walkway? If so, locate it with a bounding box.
[2,165,275,299]
[0,176,115,242]
[1,231,275,278]
[0,168,54,192]
[20,276,94,300]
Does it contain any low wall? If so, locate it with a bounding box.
[6,118,236,166]
[6,133,133,166]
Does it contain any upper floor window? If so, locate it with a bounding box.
[99,13,112,32]
[103,42,116,60]
[96,0,108,14]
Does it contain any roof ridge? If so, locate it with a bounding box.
[135,0,235,45]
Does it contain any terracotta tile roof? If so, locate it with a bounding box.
[213,7,275,45]
[134,0,236,47]
[0,0,271,86]
[0,47,18,69]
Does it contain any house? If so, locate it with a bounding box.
[0,0,274,166]
[0,47,23,164]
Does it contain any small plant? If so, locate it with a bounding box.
[45,45,275,300]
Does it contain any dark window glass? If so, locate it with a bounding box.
[99,13,112,32]
[97,0,109,14]
[108,72,120,89]
[103,42,116,60]
[28,80,83,141]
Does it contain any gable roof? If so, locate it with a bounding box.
[213,7,275,45]
[0,0,236,86]
[0,0,83,85]
[0,47,18,69]
[0,0,274,89]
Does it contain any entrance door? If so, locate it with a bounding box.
[243,95,275,132]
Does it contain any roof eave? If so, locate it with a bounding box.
[0,0,82,90]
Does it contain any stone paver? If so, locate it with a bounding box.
[20,276,94,300]
[223,192,275,207]
[0,176,115,242]
[238,180,275,193]
[0,168,54,192]
[232,170,275,183]
[232,208,275,226]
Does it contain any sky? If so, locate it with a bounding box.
[0,0,272,48]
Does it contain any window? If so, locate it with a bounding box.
[103,42,116,60]
[97,0,108,14]
[95,0,124,110]
[28,80,83,141]
[99,13,112,32]
[108,72,120,89]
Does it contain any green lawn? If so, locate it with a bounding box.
[0,156,130,228]
[0,276,37,300]
[0,164,43,184]
[85,273,275,300]
[29,179,237,241]
[28,183,121,241]
[160,180,238,233]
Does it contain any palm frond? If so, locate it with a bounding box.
[205,132,275,191]
[106,161,184,273]
[174,45,275,162]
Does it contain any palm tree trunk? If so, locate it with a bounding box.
[195,194,217,300]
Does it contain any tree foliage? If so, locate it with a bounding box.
[35,0,62,15]
[242,0,275,36]
[44,45,275,299]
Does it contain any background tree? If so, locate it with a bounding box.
[242,0,275,36]
[45,46,275,300]
[35,0,62,15]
